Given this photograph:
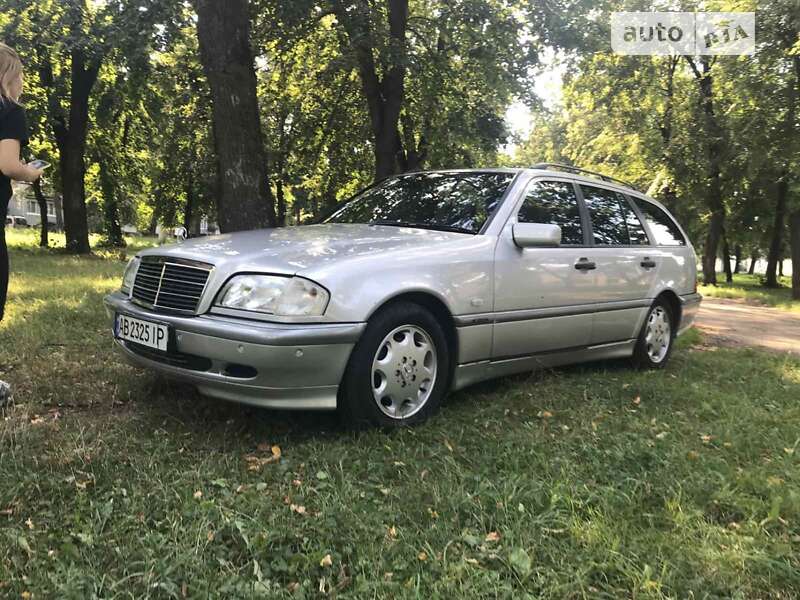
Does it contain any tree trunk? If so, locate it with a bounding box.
[54,194,63,231]
[41,44,100,255]
[332,0,408,181]
[791,210,800,300]
[276,179,287,227]
[748,251,758,275]
[765,176,788,287]
[195,0,276,232]
[702,212,724,286]
[98,158,125,247]
[184,170,194,234]
[733,244,742,273]
[778,258,784,278]
[32,179,48,248]
[721,231,733,283]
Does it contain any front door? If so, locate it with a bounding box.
[492,178,595,358]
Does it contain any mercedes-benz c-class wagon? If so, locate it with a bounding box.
[104,164,701,426]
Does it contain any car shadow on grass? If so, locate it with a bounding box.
[131,355,640,444]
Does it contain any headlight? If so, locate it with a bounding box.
[216,275,329,316]
[121,257,140,294]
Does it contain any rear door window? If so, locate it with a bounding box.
[581,185,630,245]
[633,198,685,246]
[518,180,584,245]
[581,185,650,246]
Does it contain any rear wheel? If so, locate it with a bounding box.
[632,299,675,369]
[339,301,450,427]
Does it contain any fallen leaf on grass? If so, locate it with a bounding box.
[320,554,332,567]
[417,551,428,561]
[655,432,669,440]
[387,526,397,540]
[485,531,501,542]
[701,434,713,443]
[290,504,306,515]
[784,448,795,456]
[444,439,454,452]
[193,490,202,500]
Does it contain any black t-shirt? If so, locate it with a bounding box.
[0,100,29,211]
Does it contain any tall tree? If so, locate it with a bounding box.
[685,56,726,286]
[3,0,175,253]
[195,0,276,232]
[331,0,408,181]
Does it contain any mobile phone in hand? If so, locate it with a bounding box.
[28,159,51,170]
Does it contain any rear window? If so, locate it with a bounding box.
[633,198,685,246]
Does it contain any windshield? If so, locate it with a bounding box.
[324,171,515,234]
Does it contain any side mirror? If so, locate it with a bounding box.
[512,223,561,248]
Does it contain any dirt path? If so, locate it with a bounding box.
[695,298,800,353]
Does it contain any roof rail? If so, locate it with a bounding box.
[529,163,640,192]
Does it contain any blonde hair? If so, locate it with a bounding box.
[0,42,23,103]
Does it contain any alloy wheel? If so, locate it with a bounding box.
[371,324,438,419]
[645,306,671,363]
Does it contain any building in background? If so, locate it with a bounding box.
[5,184,63,229]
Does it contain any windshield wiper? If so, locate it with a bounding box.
[370,220,475,235]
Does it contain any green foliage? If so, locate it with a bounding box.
[511,0,798,270]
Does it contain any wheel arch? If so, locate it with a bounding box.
[366,291,459,379]
[655,289,682,329]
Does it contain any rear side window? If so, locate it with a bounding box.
[518,180,584,245]
[633,198,685,246]
[581,185,649,246]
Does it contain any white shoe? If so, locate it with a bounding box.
[0,380,11,407]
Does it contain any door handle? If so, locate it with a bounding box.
[574,258,596,271]
[640,258,657,269]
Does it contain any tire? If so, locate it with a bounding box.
[632,298,675,369]
[339,301,451,428]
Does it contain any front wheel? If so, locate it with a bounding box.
[339,302,450,428]
[632,300,675,369]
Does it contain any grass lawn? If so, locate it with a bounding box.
[1,231,799,598]
[699,273,799,313]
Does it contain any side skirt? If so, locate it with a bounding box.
[451,339,636,391]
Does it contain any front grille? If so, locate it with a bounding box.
[131,257,212,313]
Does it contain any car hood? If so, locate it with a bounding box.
[140,223,471,276]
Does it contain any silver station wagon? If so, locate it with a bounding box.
[104,164,701,426]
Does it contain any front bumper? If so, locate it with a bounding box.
[678,292,702,335]
[103,292,365,410]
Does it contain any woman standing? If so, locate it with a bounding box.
[0,42,43,403]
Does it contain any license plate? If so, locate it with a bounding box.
[115,313,169,351]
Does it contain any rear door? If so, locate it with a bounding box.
[577,184,657,345]
[492,178,595,358]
